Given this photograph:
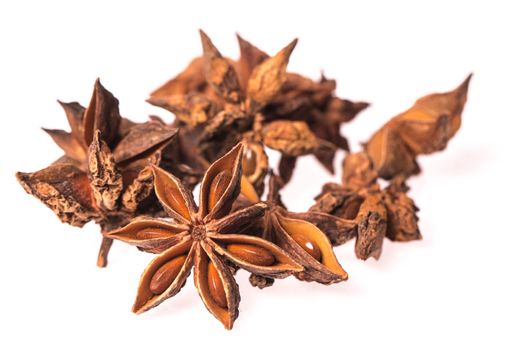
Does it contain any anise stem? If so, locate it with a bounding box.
[97,237,113,268]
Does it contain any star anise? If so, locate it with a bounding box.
[260,71,369,180]
[310,75,472,259]
[16,79,176,266]
[236,34,370,173]
[148,31,367,186]
[105,143,303,329]
[311,152,419,260]
[238,173,350,289]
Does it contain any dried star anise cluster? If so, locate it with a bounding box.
[16,31,471,329]
[310,75,472,259]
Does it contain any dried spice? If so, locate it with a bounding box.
[311,75,471,259]
[16,79,176,266]
[105,143,302,329]
[240,173,350,288]
[311,157,420,260]
[149,31,368,185]
[365,74,472,179]
[15,30,472,330]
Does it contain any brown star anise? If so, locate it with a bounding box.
[311,152,419,260]
[238,173,349,289]
[148,31,367,186]
[16,79,176,266]
[149,30,299,162]
[365,74,472,179]
[310,75,472,259]
[105,143,302,329]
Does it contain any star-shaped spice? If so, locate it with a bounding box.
[16,79,176,266]
[148,31,367,187]
[238,173,349,288]
[147,31,297,192]
[105,143,302,329]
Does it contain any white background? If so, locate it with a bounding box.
[1,1,524,349]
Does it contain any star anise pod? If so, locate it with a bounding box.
[261,75,368,180]
[105,143,303,329]
[239,173,349,289]
[310,75,471,259]
[149,31,297,120]
[237,35,368,179]
[148,31,367,185]
[198,31,309,165]
[310,154,419,261]
[16,79,176,266]
[149,30,299,163]
[311,151,421,260]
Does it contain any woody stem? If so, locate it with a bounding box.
[97,237,114,268]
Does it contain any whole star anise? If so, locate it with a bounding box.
[105,143,302,329]
[16,79,176,266]
[148,31,368,186]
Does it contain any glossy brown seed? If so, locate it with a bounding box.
[136,227,170,240]
[149,255,187,295]
[226,244,275,266]
[242,148,256,176]
[207,262,227,308]
[292,233,322,261]
[240,176,260,203]
[207,170,232,213]
[165,186,191,220]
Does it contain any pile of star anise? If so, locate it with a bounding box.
[16,31,471,329]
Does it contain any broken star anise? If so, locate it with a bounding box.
[365,74,472,179]
[311,152,419,260]
[16,79,176,267]
[105,143,302,329]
